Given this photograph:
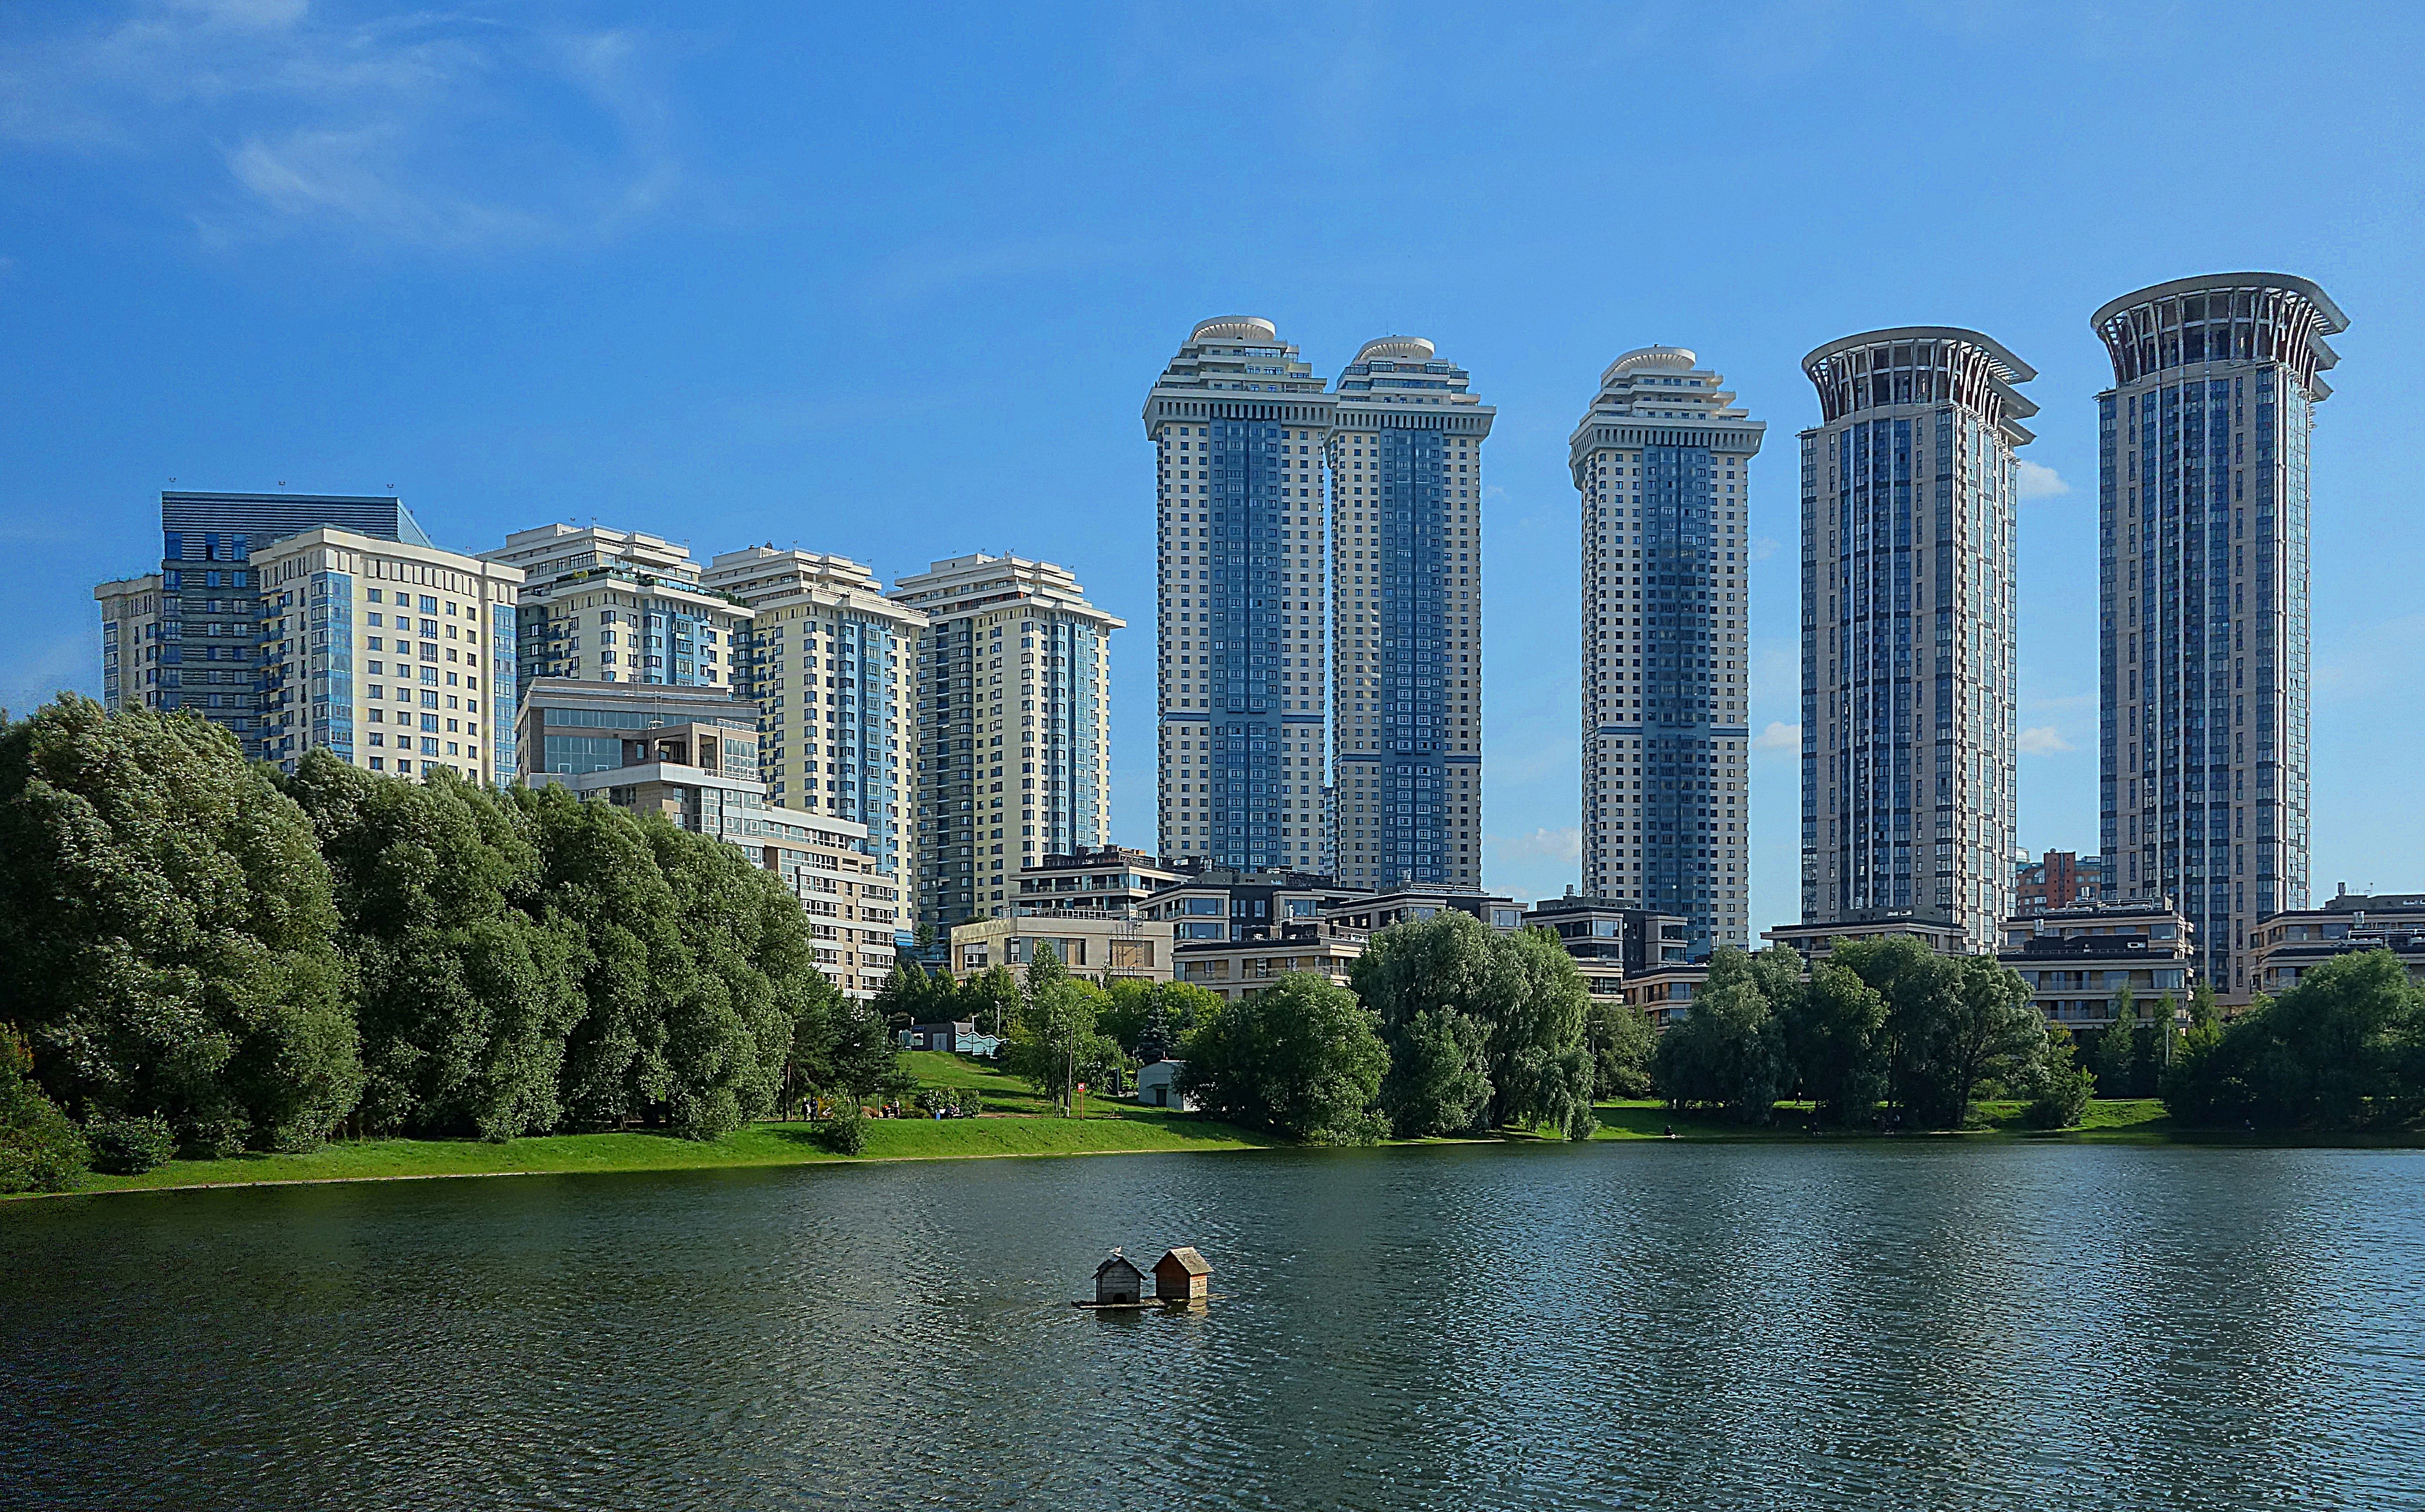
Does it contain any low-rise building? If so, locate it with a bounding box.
[948,914,1173,983]
[1139,867,1362,945]
[1996,903,2196,1031]
[2250,891,2425,998]
[1322,887,1523,935]
[1172,923,1366,1002]
[1014,846,1186,918]
[1136,1058,1195,1111]
[1523,894,1690,999]
[1620,964,1709,1031]
[518,678,904,999]
[1761,913,1972,967]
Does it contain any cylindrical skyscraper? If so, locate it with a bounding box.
[1572,346,1762,956]
[2093,273,2344,999]
[1799,328,2034,952]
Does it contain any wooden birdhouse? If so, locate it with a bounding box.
[1153,1246,1210,1302]
[1093,1250,1145,1305]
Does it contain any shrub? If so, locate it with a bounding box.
[955,1087,985,1117]
[177,1113,250,1161]
[2020,1029,2094,1130]
[2,1023,89,1194]
[820,1095,868,1155]
[87,1114,177,1175]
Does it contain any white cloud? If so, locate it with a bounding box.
[1753,720,1800,751]
[2018,726,2074,754]
[0,4,678,250]
[2017,460,2071,499]
[1749,535,1779,560]
[1489,826,1581,864]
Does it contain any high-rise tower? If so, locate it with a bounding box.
[2093,273,2344,998]
[888,553,1121,929]
[1145,317,1334,872]
[1329,337,1493,891]
[1571,347,1761,955]
[1800,328,2034,953]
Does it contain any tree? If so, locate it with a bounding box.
[1649,947,1786,1122]
[958,966,1022,1038]
[2019,1025,2094,1130]
[1,1023,87,1195]
[1584,998,1655,1100]
[1828,938,2045,1129]
[0,697,360,1153]
[1382,1007,1490,1137]
[822,991,901,1098]
[873,960,956,1031]
[1775,958,1887,1123]
[2163,951,2425,1130]
[1179,973,1389,1144]
[284,754,581,1141]
[1022,942,1069,1003]
[1350,913,1591,1133]
[1005,978,1118,1114]
[2089,984,2139,1096]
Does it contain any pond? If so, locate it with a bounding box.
[6,1142,2422,1509]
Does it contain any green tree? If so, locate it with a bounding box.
[284,754,582,1140]
[2020,1026,2095,1130]
[1649,947,1787,1122]
[1,1023,88,1195]
[1005,977,1118,1114]
[1351,913,1591,1133]
[1179,973,1389,1144]
[1584,997,1655,1100]
[0,697,360,1151]
[1382,1007,1490,1136]
[1097,977,1157,1056]
[1829,938,2045,1129]
[2163,951,2425,1130]
[2089,984,2138,1096]
[822,990,901,1097]
[873,960,957,1031]
[1775,958,1887,1123]
[1022,941,1069,1003]
[958,966,1023,1038]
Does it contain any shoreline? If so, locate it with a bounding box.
[11,1098,2420,1204]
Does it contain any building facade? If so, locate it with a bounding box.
[2016,849,2108,915]
[2251,890,2425,997]
[1800,328,2034,954]
[2093,273,2345,1000]
[96,491,434,758]
[1572,346,1762,956]
[1328,337,1492,892]
[480,524,751,699]
[1146,316,1335,874]
[516,677,904,998]
[701,546,923,880]
[253,527,522,782]
[1521,894,1692,999]
[889,554,1121,930]
[1014,846,1185,919]
[1997,903,2195,1032]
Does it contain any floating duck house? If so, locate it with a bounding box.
[1093,1251,1145,1306]
[1154,1247,1211,1302]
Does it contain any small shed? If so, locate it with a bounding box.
[1093,1250,1145,1305]
[1153,1246,1211,1302]
[908,1020,978,1052]
[1136,1059,1196,1111]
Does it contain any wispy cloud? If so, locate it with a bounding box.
[0,2,679,250]
[2017,460,2070,499]
[1753,720,1800,751]
[2018,725,2074,754]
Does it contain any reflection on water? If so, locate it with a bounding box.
[6,1143,2422,1510]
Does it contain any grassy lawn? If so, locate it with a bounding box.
[1588,1097,2180,1142]
[15,1055,1278,1201]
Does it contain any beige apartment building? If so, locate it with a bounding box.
[480,523,752,697]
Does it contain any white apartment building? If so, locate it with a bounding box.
[480,524,751,698]
[1571,347,1762,956]
[1329,335,1492,892]
[253,527,524,783]
[1799,327,2033,952]
[1145,316,1335,874]
[701,545,923,881]
[887,554,1122,930]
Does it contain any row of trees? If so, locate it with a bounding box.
[0,698,897,1189]
[2163,951,2425,1130]
[1648,938,2071,1128]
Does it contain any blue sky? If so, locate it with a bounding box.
[4,1,2421,929]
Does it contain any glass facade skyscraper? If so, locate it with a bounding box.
[1329,337,1491,891]
[1146,317,1334,872]
[1800,328,2033,953]
[2093,273,2344,998]
[1571,348,1760,957]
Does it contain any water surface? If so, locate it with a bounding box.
[6,1142,2422,1509]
